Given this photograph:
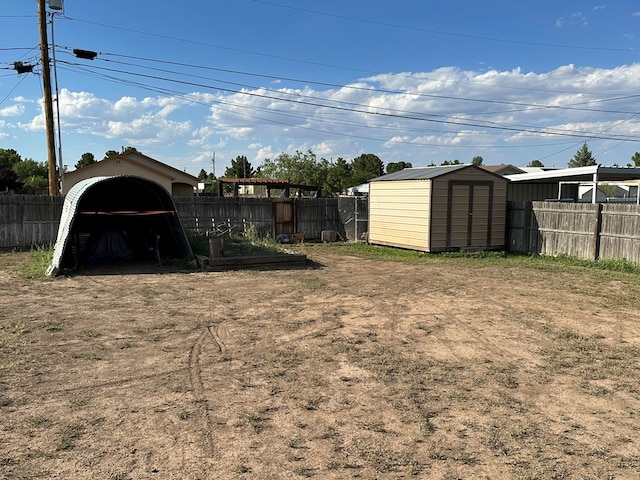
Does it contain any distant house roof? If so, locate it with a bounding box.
[62,151,198,196]
[481,164,526,176]
[67,151,197,182]
[345,183,369,195]
[506,165,640,184]
[370,164,508,182]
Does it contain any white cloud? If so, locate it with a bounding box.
[0,104,24,117]
[8,62,640,171]
[556,12,588,27]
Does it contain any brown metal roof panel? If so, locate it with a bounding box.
[370,164,469,182]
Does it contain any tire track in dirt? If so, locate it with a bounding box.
[188,325,228,456]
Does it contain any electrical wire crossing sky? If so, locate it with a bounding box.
[2,0,640,175]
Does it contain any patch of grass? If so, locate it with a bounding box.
[359,421,388,433]
[293,465,315,477]
[186,232,210,256]
[43,323,62,332]
[55,421,86,451]
[288,434,306,449]
[243,409,270,434]
[419,417,436,435]
[307,243,640,281]
[21,245,54,278]
[0,320,30,337]
[294,275,326,291]
[299,394,324,411]
[224,234,286,257]
[70,351,103,361]
[539,327,640,394]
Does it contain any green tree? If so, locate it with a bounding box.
[324,157,352,196]
[0,148,22,170]
[103,147,138,159]
[197,169,218,194]
[441,159,461,166]
[568,143,597,168]
[631,152,640,167]
[258,150,326,186]
[350,153,384,185]
[527,159,544,167]
[0,166,21,191]
[198,168,211,181]
[386,161,412,174]
[12,159,48,191]
[472,156,483,166]
[224,155,255,179]
[75,152,96,169]
[598,184,619,198]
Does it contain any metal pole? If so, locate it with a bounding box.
[38,0,58,196]
[50,11,64,186]
[354,196,358,241]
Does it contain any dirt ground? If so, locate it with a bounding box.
[2,245,640,480]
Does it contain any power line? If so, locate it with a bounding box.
[57,59,640,144]
[92,50,640,116]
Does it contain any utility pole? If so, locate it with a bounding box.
[38,0,58,196]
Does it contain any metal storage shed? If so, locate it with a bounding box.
[47,176,194,276]
[368,164,509,252]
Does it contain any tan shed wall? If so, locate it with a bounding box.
[369,180,432,251]
[369,167,508,252]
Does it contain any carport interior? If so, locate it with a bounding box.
[59,176,192,270]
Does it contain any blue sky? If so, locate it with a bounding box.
[2,1,640,177]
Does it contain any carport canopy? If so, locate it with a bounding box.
[506,165,640,203]
[47,176,194,276]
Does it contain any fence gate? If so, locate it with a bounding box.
[272,198,296,235]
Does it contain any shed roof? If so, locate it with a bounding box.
[370,164,469,182]
[370,164,508,182]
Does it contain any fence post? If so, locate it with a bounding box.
[592,203,603,260]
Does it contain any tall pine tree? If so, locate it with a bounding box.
[568,143,597,168]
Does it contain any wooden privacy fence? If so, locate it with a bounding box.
[0,195,64,249]
[3,195,640,264]
[173,196,342,239]
[173,197,274,236]
[508,201,640,263]
[0,195,343,248]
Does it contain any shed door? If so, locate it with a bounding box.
[447,181,494,248]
